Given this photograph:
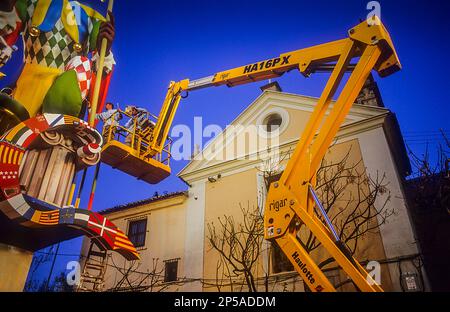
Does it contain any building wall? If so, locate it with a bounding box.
[82,92,422,292]
[307,139,393,291]
[202,168,259,291]
[178,91,421,292]
[200,138,396,291]
[81,195,189,291]
[358,126,424,291]
[0,243,33,291]
[182,181,206,291]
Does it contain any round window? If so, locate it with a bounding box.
[263,113,283,132]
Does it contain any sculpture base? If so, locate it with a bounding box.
[0,243,33,292]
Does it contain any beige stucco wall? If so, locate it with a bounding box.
[358,126,422,291]
[182,181,206,291]
[81,194,188,291]
[303,139,393,291]
[81,91,419,292]
[203,168,260,291]
[179,92,417,292]
[0,243,33,292]
[200,138,395,291]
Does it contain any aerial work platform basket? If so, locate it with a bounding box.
[100,111,172,184]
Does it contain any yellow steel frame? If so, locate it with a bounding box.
[263,18,400,292]
[145,17,400,292]
[146,80,188,156]
[101,110,172,166]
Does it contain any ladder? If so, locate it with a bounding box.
[78,241,108,292]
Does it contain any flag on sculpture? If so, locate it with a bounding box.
[77,0,110,16]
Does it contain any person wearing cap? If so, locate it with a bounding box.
[96,102,121,142]
[124,105,150,146]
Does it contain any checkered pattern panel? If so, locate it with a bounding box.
[65,56,92,100]
[86,15,94,52]
[26,0,38,21]
[24,20,82,70]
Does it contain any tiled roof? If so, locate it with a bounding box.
[98,191,188,215]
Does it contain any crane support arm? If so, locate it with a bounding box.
[264,17,399,292]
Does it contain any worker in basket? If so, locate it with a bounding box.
[96,102,122,142]
[124,105,155,148]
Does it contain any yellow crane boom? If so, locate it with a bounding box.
[112,16,401,291]
[147,17,399,157]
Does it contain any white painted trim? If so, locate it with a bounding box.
[256,171,272,278]
[182,181,206,291]
[256,107,290,139]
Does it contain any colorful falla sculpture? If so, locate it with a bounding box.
[0,0,139,260]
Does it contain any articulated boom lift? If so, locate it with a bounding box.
[105,17,400,291]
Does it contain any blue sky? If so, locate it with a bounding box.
[1,0,449,289]
[90,0,450,208]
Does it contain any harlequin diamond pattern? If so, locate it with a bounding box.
[24,20,82,70]
[65,56,93,100]
[26,0,38,21]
